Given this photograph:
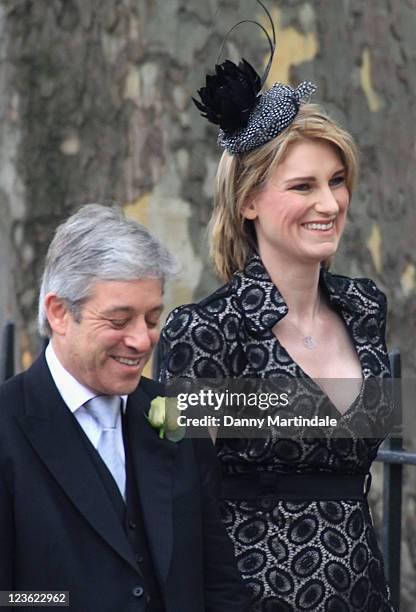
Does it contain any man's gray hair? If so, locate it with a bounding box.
[38,203,179,337]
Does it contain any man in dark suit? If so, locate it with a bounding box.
[0,204,250,612]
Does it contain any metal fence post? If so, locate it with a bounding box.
[382,349,402,611]
[0,322,15,383]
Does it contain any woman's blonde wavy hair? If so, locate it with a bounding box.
[209,103,359,281]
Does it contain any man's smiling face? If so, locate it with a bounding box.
[50,277,163,395]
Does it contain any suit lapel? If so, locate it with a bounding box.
[126,385,177,584]
[16,355,139,573]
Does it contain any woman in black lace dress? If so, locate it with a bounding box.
[159,40,394,612]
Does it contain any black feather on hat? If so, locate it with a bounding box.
[192,0,317,155]
[193,59,261,133]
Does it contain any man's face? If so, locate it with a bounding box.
[52,278,163,395]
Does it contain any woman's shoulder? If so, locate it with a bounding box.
[163,278,238,331]
[159,281,237,379]
[323,269,387,316]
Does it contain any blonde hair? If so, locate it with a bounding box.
[210,103,359,281]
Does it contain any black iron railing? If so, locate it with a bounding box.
[375,348,415,611]
[0,321,15,383]
[1,323,412,610]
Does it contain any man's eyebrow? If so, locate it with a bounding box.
[101,304,164,316]
[101,306,134,315]
[147,305,164,315]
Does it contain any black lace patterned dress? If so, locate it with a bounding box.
[159,255,395,612]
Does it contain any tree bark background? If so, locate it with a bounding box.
[0,0,415,607]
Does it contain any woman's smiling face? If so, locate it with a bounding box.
[242,138,350,265]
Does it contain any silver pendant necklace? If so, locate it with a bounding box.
[302,335,317,350]
[285,296,320,350]
[285,321,318,350]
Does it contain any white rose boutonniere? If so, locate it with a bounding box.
[147,396,185,442]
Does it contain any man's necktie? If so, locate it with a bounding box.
[86,395,126,500]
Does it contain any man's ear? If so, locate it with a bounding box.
[44,293,71,336]
[241,198,258,220]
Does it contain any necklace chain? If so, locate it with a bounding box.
[284,295,321,350]
[285,319,318,350]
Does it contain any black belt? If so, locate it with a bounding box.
[221,472,371,501]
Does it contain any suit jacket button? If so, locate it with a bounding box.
[136,554,143,563]
[132,586,144,598]
[128,520,137,529]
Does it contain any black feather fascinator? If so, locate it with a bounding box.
[192,58,261,133]
[193,0,317,155]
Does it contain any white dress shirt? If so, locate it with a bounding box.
[45,343,127,465]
